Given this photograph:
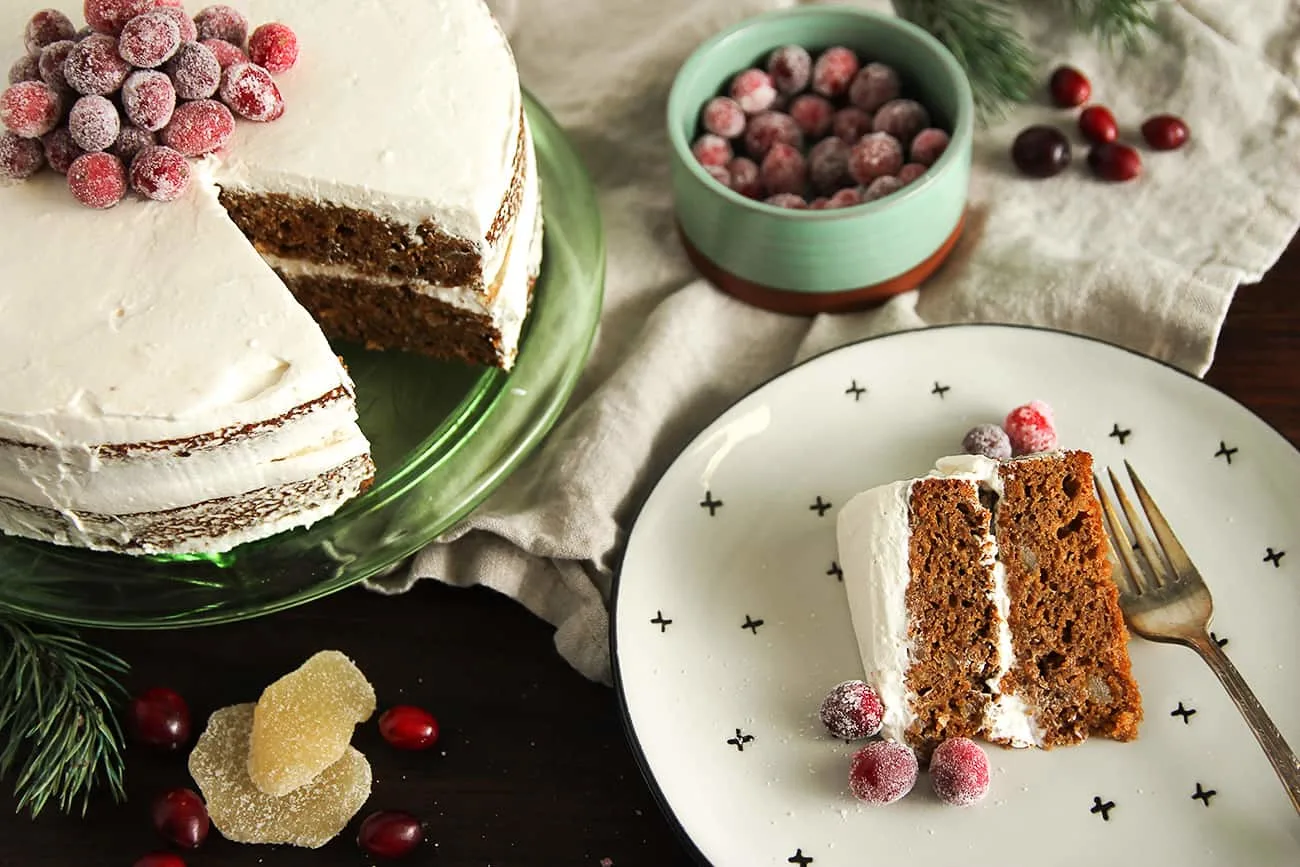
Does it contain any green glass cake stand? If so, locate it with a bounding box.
[0,91,605,628]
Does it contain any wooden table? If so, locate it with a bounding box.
[3,242,1297,867]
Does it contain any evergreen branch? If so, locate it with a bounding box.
[0,616,128,817]
[894,0,1036,122]
[1055,0,1156,50]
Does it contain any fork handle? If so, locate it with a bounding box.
[1190,632,1300,816]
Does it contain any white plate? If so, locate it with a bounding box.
[613,325,1300,867]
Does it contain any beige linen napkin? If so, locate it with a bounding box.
[367,0,1300,683]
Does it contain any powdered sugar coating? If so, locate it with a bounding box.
[690,132,732,168]
[830,106,872,145]
[812,46,858,99]
[848,131,902,184]
[200,38,247,70]
[41,125,84,172]
[164,41,221,99]
[248,22,298,75]
[787,93,832,139]
[0,131,45,179]
[819,680,884,740]
[25,9,76,55]
[84,0,157,36]
[962,423,1012,461]
[897,162,926,185]
[742,110,801,160]
[764,192,805,209]
[1,81,62,138]
[68,94,121,152]
[807,135,849,194]
[728,68,776,115]
[726,156,761,198]
[873,98,930,145]
[849,741,917,805]
[9,54,41,85]
[122,69,176,131]
[118,11,182,68]
[909,127,949,166]
[759,141,805,195]
[765,45,810,95]
[193,5,249,45]
[1004,400,1057,456]
[64,33,131,95]
[37,40,75,93]
[129,144,190,200]
[111,123,155,160]
[847,62,900,113]
[929,737,991,807]
[861,174,903,202]
[160,97,233,155]
[66,151,126,208]
[218,62,283,122]
[700,96,745,139]
[156,6,198,42]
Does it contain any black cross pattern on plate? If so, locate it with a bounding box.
[1191,782,1217,806]
[845,380,866,401]
[1264,547,1286,568]
[650,611,672,633]
[1109,423,1132,445]
[742,614,764,634]
[931,381,951,398]
[726,728,754,751]
[809,496,832,517]
[699,491,723,516]
[1211,631,1229,648]
[827,561,843,581]
[1090,796,1116,820]
[1170,702,1196,724]
[788,849,813,866]
[1214,441,1239,464]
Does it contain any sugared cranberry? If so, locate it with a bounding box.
[219,62,283,122]
[848,131,902,184]
[1078,105,1117,145]
[764,192,806,209]
[1087,141,1141,182]
[849,741,917,805]
[164,41,221,100]
[728,68,776,115]
[68,94,121,152]
[122,70,176,131]
[897,162,926,185]
[378,705,441,751]
[909,127,949,166]
[742,110,801,160]
[67,151,126,208]
[155,6,197,42]
[248,22,298,75]
[126,687,192,751]
[1141,113,1189,150]
[811,46,858,99]
[700,96,745,139]
[961,423,1012,460]
[358,810,424,858]
[830,106,872,144]
[193,5,248,45]
[873,98,929,145]
[118,11,182,68]
[766,45,811,95]
[1010,125,1071,178]
[130,144,190,201]
[161,98,231,156]
[42,126,84,173]
[807,136,850,194]
[819,680,885,740]
[84,0,157,36]
[64,34,131,95]
[862,174,903,202]
[112,124,155,161]
[1048,65,1091,108]
[9,55,41,85]
[1003,400,1057,456]
[726,156,761,198]
[25,9,76,55]
[37,40,75,93]
[788,93,832,139]
[929,737,991,806]
[702,163,729,186]
[0,132,45,179]
[133,854,186,867]
[1,81,62,137]
[151,788,209,849]
[808,196,829,209]
[847,62,900,113]
[759,141,805,196]
[826,186,863,209]
[199,37,246,70]
[691,132,731,168]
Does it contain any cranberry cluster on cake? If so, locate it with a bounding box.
[691,44,951,210]
[0,2,299,208]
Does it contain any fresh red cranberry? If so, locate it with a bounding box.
[24,9,76,55]
[127,687,192,751]
[848,131,902,185]
[700,96,745,139]
[929,737,991,806]
[84,0,157,36]
[849,741,917,805]
[1141,113,1189,150]
[219,62,283,122]
[42,126,85,173]
[37,39,75,92]
[122,70,176,131]
[68,94,121,152]
[358,811,424,859]
[64,34,132,95]
[378,705,441,751]
[164,41,221,100]
[1048,65,1091,108]
[1078,105,1118,145]
[728,68,776,115]
[811,46,858,99]
[847,62,900,113]
[764,192,806,209]
[830,106,872,144]
[130,145,190,201]
[1,81,62,138]
[119,11,182,68]
[909,127,949,166]
[787,93,833,139]
[193,5,249,45]
[161,98,233,156]
[741,110,801,160]
[1011,125,1071,177]
[248,22,299,74]
[819,680,885,740]
[873,98,929,146]
[862,174,904,202]
[133,854,186,867]
[807,135,850,194]
[151,788,209,849]
[1088,141,1141,182]
[765,45,811,95]
[68,151,126,209]
[0,132,44,179]
[726,156,761,198]
[759,141,805,195]
[9,55,41,85]
[897,161,926,185]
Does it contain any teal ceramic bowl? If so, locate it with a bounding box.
[667,6,974,314]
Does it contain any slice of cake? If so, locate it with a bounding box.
[836,450,1141,757]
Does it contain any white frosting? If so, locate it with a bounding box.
[213,0,522,249]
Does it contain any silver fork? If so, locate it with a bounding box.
[1094,460,1300,817]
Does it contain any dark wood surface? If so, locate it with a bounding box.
[2,242,1298,867]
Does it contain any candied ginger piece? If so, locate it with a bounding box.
[189,703,371,849]
[248,650,376,796]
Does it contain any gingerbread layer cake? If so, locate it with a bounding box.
[836,451,1141,757]
[0,0,539,555]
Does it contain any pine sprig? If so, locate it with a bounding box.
[0,616,128,818]
[1055,0,1156,50]
[894,0,1036,122]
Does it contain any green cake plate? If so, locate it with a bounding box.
[0,90,605,628]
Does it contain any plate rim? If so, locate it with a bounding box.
[609,321,1300,867]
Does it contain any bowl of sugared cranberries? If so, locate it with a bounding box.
[667,6,973,315]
